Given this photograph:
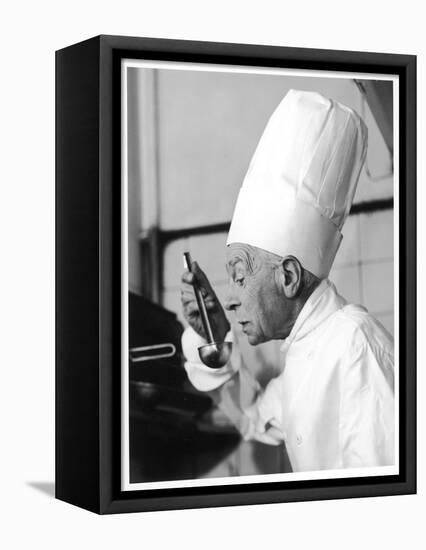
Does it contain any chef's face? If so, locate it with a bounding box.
[224,243,295,345]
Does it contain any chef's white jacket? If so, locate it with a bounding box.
[182,279,395,472]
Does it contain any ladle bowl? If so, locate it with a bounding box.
[198,341,233,369]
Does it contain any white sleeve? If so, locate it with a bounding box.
[340,338,395,468]
[240,376,285,445]
[181,326,239,391]
[181,325,284,446]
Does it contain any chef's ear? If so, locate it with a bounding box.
[279,256,303,299]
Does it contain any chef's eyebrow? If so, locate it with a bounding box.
[226,245,258,274]
[227,253,256,277]
[227,258,241,268]
[225,256,243,277]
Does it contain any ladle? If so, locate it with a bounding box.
[183,252,232,369]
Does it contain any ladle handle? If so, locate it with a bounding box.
[183,252,214,344]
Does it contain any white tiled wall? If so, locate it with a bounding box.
[187,233,229,283]
[359,210,394,262]
[329,264,363,305]
[362,261,394,314]
[329,208,395,335]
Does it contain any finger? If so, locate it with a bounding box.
[181,281,195,296]
[183,302,199,317]
[182,293,216,310]
[183,302,214,321]
[181,293,195,307]
[181,271,195,285]
[181,283,214,300]
[181,278,215,303]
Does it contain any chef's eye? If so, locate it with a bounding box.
[235,276,245,287]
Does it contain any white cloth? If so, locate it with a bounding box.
[182,328,238,392]
[227,90,368,278]
[182,280,395,471]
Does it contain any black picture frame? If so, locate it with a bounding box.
[55,35,416,514]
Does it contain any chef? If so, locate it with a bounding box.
[180,89,395,472]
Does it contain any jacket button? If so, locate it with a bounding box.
[296,434,303,445]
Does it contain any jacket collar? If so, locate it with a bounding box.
[280,279,346,354]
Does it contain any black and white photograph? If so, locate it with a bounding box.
[122,60,399,491]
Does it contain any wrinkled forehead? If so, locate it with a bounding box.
[225,243,264,276]
[226,243,247,261]
[226,243,252,264]
[226,243,286,274]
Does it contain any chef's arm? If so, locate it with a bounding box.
[182,326,283,445]
[340,339,395,468]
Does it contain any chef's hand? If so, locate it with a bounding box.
[181,261,230,343]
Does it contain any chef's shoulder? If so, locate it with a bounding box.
[330,302,394,373]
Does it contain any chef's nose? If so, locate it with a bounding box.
[224,289,241,311]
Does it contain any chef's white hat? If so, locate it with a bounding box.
[227,89,368,278]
